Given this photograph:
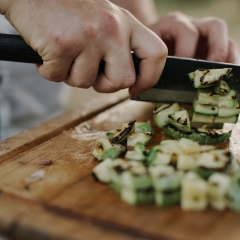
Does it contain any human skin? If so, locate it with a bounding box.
[0,0,167,95]
[0,0,238,96]
[112,0,239,64]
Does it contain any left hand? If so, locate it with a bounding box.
[149,11,239,64]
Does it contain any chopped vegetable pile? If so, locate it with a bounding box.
[92,120,240,212]
[91,68,240,212]
[154,68,239,143]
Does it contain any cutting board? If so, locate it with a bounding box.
[0,91,239,240]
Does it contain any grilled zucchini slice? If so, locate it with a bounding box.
[153,103,180,128]
[168,110,191,133]
[191,68,232,88]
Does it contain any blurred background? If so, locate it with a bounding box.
[0,0,239,140]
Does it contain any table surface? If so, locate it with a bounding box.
[0,91,239,240]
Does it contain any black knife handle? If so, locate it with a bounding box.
[0,33,140,72]
[0,33,43,64]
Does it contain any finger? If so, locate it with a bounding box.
[193,17,229,62]
[226,39,240,64]
[129,23,167,96]
[37,56,73,83]
[65,48,102,88]
[153,12,199,58]
[92,46,136,93]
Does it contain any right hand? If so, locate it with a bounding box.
[2,0,167,95]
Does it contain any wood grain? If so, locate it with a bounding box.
[0,98,239,240]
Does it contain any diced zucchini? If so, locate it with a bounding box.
[135,122,154,134]
[127,131,153,147]
[218,107,240,118]
[188,71,195,81]
[121,186,155,205]
[197,88,219,105]
[177,154,198,171]
[155,189,180,207]
[146,147,172,166]
[168,110,191,133]
[214,80,230,95]
[125,142,146,162]
[193,99,218,115]
[106,132,114,140]
[195,149,231,179]
[121,165,152,189]
[208,173,230,210]
[149,165,180,191]
[153,103,180,128]
[101,145,126,161]
[178,138,201,154]
[213,115,238,124]
[110,159,133,188]
[192,112,214,124]
[181,177,208,210]
[111,120,136,144]
[226,172,240,212]
[92,158,113,183]
[192,68,232,88]
[218,90,237,108]
[92,138,112,161]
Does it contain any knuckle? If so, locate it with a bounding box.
[209,17,227,30]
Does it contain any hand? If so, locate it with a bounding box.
[149,11,239,64]
[2,0,167,95]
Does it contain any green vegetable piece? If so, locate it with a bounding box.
[168,110,191,133]
[214,80,230,95]
[226,172,240,212]
[101,145,126,161]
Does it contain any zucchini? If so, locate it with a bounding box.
[214,115,238,124]
[208,173,230,210]
[146,147,172,166]
[135,122,154,134]
[177,154,198,171]
[111,120,136,144]
[164,124,231,144]
[218,107,240,118]
[191,68,232,88]
[153,103,180,128]
[168,110,191,133]
[149,165,180,191]
[214,80,230,95]
[195,149,231,179]
[125,142,146,162]
[226,172,240,212]
[101,145,126,160]
[218,90,237,108]
[193,99,218,115]
[197,88,219,105]
[92,158,113,183]
[121,186,155,205]
[121,165,152,189]
[181,177,208,210]
[92,138,112,161]
[155,189,180,207]
[127,131,153,147]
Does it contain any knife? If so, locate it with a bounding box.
[0,33,240,104]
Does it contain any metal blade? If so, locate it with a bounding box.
[131,56,240,103]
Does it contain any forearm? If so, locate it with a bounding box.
[111,0,158,26]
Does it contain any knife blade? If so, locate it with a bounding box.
[0,33,239,104]
[131,56,240,104]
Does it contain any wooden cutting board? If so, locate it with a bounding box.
[0,91,239,240]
